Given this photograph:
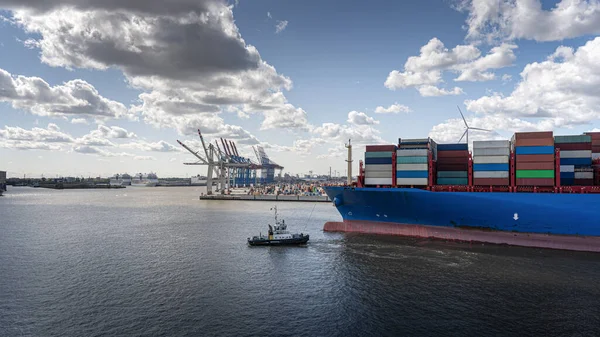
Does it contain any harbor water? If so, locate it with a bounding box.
[1,187,599,336]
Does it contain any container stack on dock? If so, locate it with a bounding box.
[513,132,555,186]
[554,135,592,186]
[396,138,434,186]
[472,140,510,186]
[435,143,468,185]
[364,145,396,186]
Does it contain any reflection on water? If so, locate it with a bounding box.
[1,187,599,336]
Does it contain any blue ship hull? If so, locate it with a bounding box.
[323,187,600,252]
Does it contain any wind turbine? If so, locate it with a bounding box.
[457,106,491,144]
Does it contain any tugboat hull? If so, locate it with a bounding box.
[248,235,310,246]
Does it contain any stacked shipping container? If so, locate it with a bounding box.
[554,135,592,186]
[584,132,600,160]
[436,143,468,185]
[364,145,396,186]
[472,140,510,186]
[396,138,434,186]
[513,132,555,186]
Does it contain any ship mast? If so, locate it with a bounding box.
[345,139,353,185]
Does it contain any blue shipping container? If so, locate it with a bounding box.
[473,163,509,171]
[561,178,575,185]
[437,143,468,151]
[515,146,555,155]
[437,177,468,185]
[365,157,393,165]
[560,172,575,178]
[396,170,429,178]
[560,158,592,166]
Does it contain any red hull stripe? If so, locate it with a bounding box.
[324,220,600,252]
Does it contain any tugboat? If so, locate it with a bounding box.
[248,206,310,246]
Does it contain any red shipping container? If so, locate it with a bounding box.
[516,162,555,170]
[574,179,594,186]
[513,138,554,147]
[515,154,554,162]
[554,142,592,151]
[436,157,469,164]
[592,145,600,153]
[436,163,469,171]
[516,178,554,186]
[473,178,510,186]
[514,131,553,140]
[584,132,600,140]
[436,150,469,158]
[366,145,397,152]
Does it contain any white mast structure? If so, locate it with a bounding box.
[345,139,353,185]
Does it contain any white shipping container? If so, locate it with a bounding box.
[364,164,393,172]
[560,165,575,173]
[365,171,393,178]
[473,148,510,156]
[473,171,509,178]
[364,178,393,186]
[473,140,511,149]
[472,155,509,164]
[575,172,594,179]
[396,178,428,185]
[559,150,592,158]
[396,164,428,171]
[396,149,428,157]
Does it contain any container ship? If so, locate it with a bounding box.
[323,131,600,252]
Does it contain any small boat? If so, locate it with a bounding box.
[248,206,309,246]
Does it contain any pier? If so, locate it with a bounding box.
[199,194,330,202]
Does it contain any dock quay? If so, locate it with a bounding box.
[200,194,331,202]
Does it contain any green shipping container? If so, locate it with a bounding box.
[396,156,428,164]
[437,171,468,178]
[365,151,394,158]
[437,177,468,185]
[554,135,591,144]
[516,169,555,178]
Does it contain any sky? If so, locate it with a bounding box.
[2,0,600,178]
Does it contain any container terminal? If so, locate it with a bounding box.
[324,129,600,253]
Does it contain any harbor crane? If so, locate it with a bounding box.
[177,129,283,195]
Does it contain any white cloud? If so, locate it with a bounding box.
[347,111,379,125]
[454,43,517,82]
[275,20,288,34]
[418,85,464,97]
[465,37,600,127]
[71,118,89,125]
[384,38,516,96]
[0,67,129,119]
[459,0,600,42]
[72,145,133,157]
[121,140,181,152]
[0,124,74,143]
[374,103,412,114]
[429,115,558,143]
[267,11,272,19]
[313,123,385,145]
[6,0,309,143]
[134,155,156,161]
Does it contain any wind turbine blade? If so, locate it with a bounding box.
[469,127,492,132]
[457,106,468,127]
[458,130,467,143]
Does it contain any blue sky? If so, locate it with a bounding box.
[2,0,600,178]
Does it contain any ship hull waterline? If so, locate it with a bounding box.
[323,186,600,253]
